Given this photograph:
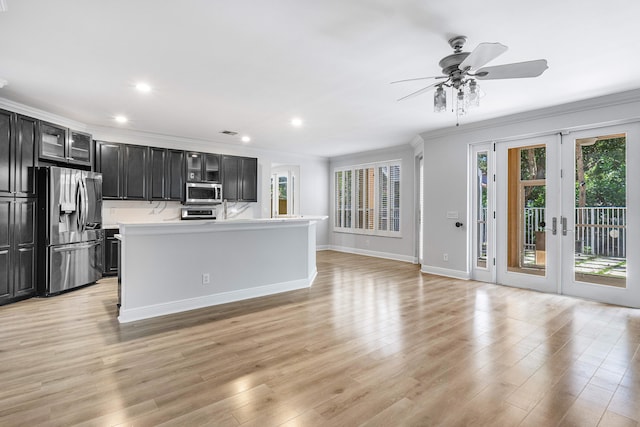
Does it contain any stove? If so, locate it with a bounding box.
[181,206,217,220]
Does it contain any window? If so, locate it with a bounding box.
[334,161,401,235]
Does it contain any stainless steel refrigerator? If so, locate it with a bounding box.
[37,166,104,295]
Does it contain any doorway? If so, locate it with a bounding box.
[495,134,560,294]
[271,165,300,218]
[417,155,424,264]
[481,123,639,307]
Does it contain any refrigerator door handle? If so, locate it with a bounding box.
[82,178,89,232]
[53,241,100,252]
[76,178,88,233]
[75,179,83,232]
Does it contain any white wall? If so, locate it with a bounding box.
[329,144,417,262]
[256,151,330,247]
[419,88,640,279]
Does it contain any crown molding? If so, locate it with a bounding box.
[90,124,329,161]
[0,97,88,130]
[329,142,412,162]
[419,89,640,142]
[409,134,424,148]
[0,96,329,161]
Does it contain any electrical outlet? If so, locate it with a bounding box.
[202,273,211,285]
[443,253,449,262]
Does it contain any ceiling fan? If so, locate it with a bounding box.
[392,35,548,117]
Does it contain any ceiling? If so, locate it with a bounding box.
[1,1,639,158]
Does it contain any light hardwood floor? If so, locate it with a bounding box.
[1,251,639,426]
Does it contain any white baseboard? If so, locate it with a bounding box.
[316,245,330,251]
[118,270,317,323]
[421,265,471,280]
[328,245,417,264]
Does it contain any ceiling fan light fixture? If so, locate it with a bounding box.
[394,36,548,124]
[456,88,468,116]
[468,80,480,108]
[434,86,446,113]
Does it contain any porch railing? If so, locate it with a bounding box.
[574,207,626,257]
[522,207,626,257]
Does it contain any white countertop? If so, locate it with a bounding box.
[116,216,328,236]
[116,216,327,227]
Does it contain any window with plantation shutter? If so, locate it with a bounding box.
[390,164,400,232]
[334,161,401,236]
[355,167,375,230]
[335,170,353,228]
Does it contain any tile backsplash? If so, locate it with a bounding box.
[102,200,183,227]
[102,200,259,228]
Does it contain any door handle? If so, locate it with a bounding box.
[76,180,83,231]
[53,242,100,252]
[561,216,568,236]
[82,179,89,231]
[552,217,557,235]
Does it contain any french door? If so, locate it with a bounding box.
[495,134,561,294]
[560,124,638,306]
[489,123,639,307]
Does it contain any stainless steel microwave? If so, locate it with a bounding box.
[185,182,222,204]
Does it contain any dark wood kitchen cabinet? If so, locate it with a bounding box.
[150,147,184,201]
[0,110,37,198]
[167,149,185,200]
[123,144,148,200]
[103,228,119,276]
[0,109,37,305]
[95,141,148,200]
[95,141,123,199]
[186,152,220,182]
[222,155,257,202]
[0,197,37,305]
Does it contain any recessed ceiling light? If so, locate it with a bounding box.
[241,136,251,143]
[291,117,303,127]
[114,115,128,123]
[135,82,151,93]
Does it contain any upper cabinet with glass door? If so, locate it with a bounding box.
[186,152,220,182]
[38,121,93,167]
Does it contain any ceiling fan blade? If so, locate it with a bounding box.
[459,42,508,71]
[390,75,447,84]
[475,59,549,80]
[397,81,440,101]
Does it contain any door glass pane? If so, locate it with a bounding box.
[507,145,546,275]
[476,152,488,268]
[40,124,65,159]
[187,153,202,182]
[574,134,626,288]
[69,131,91,163]
[278,175,288,215]
[270,176,274,217]
[522,185,546,270]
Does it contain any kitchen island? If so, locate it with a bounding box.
[116,217,325,323]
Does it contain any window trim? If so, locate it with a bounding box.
[333,160,401,237]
